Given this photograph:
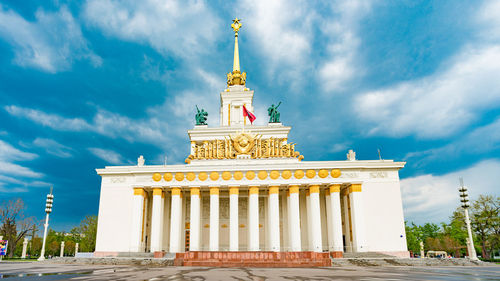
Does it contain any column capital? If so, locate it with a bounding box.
[309,185,320,194]
[349,183,362,193]
[229,186,239,195]
[190,187,200,196]
[133,187,145,197]
[171,187,181,196]
[269,186,279,195]
[329,184,341,193]
[210,186,219,195]
[152,188,163,196]
[289,185,299,194]
[249,186,259,195]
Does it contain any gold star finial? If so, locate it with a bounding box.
[227,18,246,87]
[231,18,242,34]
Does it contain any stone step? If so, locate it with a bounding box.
[342,252,395,259]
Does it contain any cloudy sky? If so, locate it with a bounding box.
[1,0,499,230]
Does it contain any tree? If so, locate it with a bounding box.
[405,222,423,254]
[470,195,499,259]
[71,215,97,252]
[0,199,36,257]
[441,209,468,257]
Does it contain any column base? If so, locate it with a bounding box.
[329,251,343,258]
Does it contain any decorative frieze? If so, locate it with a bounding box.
[185,132,303,163]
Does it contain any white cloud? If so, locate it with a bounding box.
[5,105,172,148]
[88,147,124,165]
[238,0,313,70]
[0,4,101,73]
[83,0,220,58]
[5,105,93,131]
[476,0,500,40]
[354,0,500,139]
[0,140,42,179]
[319,1,373,92]
[405,117,500,167]
[32,138,73,158]
[401,159,500,224]
[0,139,37,161]
[236,0,372,91]
[354,45,500,139]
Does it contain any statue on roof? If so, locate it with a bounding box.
[195,105,208,125]
[268,102,281,123]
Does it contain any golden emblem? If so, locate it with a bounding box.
[230,132,256,155]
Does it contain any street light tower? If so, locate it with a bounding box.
[38,187,54,261]
[458,178,478,260]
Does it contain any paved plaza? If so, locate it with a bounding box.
[0,262,499,280]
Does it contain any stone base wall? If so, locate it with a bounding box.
[379,251,410,258]
[330,251,343,258]
[177,251,332,267]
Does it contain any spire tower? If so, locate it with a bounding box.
[227,18,246,87]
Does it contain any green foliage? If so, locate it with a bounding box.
[470,195,499,259]
[405,222,423,254]
[70,215,98,252]
[407,195,499,258]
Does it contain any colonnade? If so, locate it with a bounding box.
[130,184,366,253]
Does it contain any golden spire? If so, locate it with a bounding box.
[227,18,246,87]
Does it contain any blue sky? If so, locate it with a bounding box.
[0,0,499,231]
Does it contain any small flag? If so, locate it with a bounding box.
[242,105,256,124]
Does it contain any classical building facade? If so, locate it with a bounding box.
[94,19,409,259]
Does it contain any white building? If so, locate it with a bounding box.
[94,19,409,261]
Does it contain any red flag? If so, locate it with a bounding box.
[242,105,256,124]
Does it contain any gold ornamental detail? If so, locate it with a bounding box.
[331,169,341,178]
[186,172,196,181]
[294,170,304,179]
[246,171,255,180]
[222,171,232,180]
[152,173,162,182]
[175,172,184,181]
[282,170,292,179]
[210,172,220,181]
[188,133,301,161]
[234,171,243,180]
[164,173,173,181]
[258,171,268,180]
[198,172,208,181]
[270,170,280,180]
[318,169,329,178]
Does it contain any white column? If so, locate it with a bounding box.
[349,184,367,252]
[21,238,28,258]
[229,186,239,251]
[169,188,182,253]
[325,189,334,252]
[288,185,301,251]
[306,190,312,250]
[60,241,65,257]
[210,187,219,251]
[190,187,201,251]
[248,186,260,251]
[150,188,164,252]
[130,188,145,252]
[75,243,79,255]
[309,185,323,252]
[329,184,344,254]
[268,186,280,251]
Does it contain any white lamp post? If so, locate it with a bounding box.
[458,178,478,261]
[38,187,54,261]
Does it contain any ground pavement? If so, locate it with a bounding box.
[1,262,500,280]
